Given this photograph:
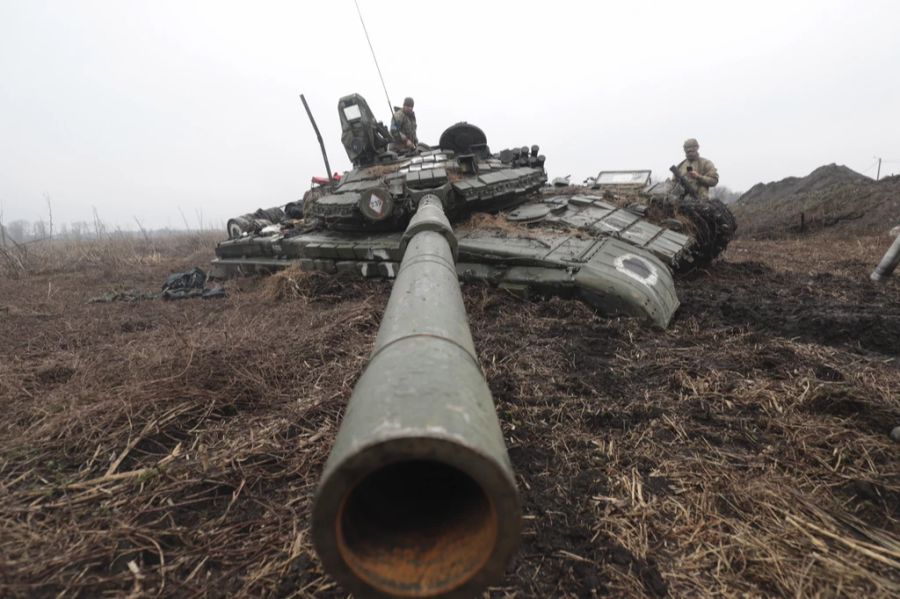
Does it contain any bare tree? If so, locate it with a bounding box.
[32,220,47,240]
[7,220,28,242]
[0,202,6,247]
[0,216,30,275]
[70,221,87,241]
[92,206,106,238]
[711,185,742,205]
[177,207,191,231]
[133,217,152,243]
[44,193,54,240]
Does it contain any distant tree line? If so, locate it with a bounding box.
[710,185,742,204]
[0,219,188,244]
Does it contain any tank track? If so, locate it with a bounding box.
[675,198,737,265]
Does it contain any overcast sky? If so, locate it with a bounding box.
[1,0,899,230]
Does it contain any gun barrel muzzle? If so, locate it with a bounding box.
[871,232,900,283]
[312,195,520,598]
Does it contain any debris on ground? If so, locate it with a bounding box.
[89,267,226,303]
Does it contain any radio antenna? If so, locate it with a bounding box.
[353,0,393,115]
[300,94,334,184]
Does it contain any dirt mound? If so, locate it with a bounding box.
[739,164,870,205]
[733,165,900,238]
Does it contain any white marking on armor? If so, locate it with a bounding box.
[614,254,659,287]
[373,249,389,260]
[369,195,384,216]
[361,263,370,277]
[385,263,396,278]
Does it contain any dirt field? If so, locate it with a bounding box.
[1,233,898,598]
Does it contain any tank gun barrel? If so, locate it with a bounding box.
[871,231,900,282]
[311,194,521,598]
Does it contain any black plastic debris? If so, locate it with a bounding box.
[89,267,226,303]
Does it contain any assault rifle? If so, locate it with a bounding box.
[669,164,699,199]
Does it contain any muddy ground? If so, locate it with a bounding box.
[1,235,898,598]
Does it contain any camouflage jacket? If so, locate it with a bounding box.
[676,157,719,200]
[390,108,417,145]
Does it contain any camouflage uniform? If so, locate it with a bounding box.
[390,104,417,146]
[676,138,718,200]
[675,157,718,200]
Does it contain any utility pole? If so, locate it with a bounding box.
[876,157,882,181]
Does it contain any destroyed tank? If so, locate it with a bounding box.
[213,93,735,329]
[211,93,735,598]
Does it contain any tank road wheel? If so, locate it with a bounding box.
[227,216,251,239]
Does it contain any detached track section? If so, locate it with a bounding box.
[677,198,737,265]
[0,235,898,597]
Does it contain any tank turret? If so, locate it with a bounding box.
[213,92,736,326]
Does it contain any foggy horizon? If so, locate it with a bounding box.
[2,0,899,231]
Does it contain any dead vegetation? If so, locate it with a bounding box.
[0,232,219,279]
[1,233,898,598]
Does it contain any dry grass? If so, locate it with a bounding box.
[459,213,535,236]
[0,233,898,597]
[0,232,219,279]
[0,254,385,597]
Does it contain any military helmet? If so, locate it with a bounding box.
[683,138,699,149]
[403,96,414,107]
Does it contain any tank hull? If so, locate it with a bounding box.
[213,194,686,328]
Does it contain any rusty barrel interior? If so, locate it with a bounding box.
[336,459,498,597]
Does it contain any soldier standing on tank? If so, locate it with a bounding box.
[675,138,719,200]
[390,97,418,149]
